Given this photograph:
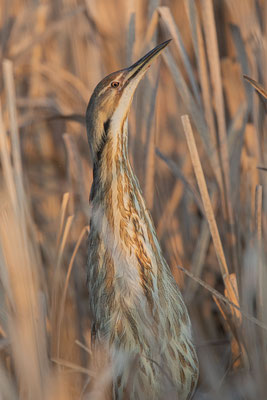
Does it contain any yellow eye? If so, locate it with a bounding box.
[111,81,120,88]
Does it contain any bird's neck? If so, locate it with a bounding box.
[90,115,156,246]
[89,115,165,311]
[91,116,131,203]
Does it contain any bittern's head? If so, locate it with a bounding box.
[86,40,171,163]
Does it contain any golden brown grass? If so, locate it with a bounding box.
[0,0,266,398]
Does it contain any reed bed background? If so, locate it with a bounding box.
[0,0,266,398]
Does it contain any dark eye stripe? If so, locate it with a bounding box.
[103,119,110,133]
[95,118,110,163]
[90,118,111,201]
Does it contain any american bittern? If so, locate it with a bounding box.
[86,40,199,399]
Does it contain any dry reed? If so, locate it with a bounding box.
[0,0,266,398]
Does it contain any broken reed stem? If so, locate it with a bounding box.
[182,115,241,327]
[181,115,229,282]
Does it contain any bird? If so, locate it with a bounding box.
[85,40,199,400]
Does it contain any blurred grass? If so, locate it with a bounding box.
[0,0,266,399]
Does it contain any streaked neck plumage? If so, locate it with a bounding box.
[89,110,160,293]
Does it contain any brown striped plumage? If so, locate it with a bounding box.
[85,40,199,399]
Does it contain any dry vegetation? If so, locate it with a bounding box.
[0,0,266,399]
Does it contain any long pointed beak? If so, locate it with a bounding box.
[124,39,171,83]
